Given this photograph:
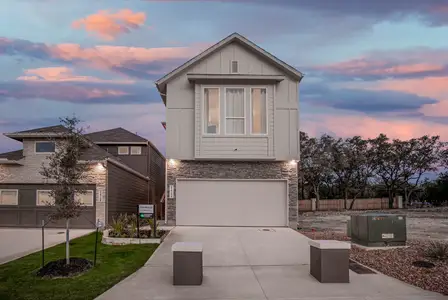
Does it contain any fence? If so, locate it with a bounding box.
[299,197,400,212]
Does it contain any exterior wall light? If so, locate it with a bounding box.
[168,159,177,166]
[289,160,297,165]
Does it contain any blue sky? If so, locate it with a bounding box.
[1,0,448,155]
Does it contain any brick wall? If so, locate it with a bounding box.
[167,160,298,228]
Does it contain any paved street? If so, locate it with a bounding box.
[0,228,92,265]
[97,226,447,300]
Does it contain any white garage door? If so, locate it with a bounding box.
[176,179,287,227]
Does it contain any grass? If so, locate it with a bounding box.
[0,232,158,300]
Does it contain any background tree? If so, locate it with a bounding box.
[40,116,89,265]
[300,132,332,208]
[398,136,443,206]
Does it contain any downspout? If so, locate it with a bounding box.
[165,159,168,224]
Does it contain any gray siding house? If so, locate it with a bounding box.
[0,126,165,228]
[156,33,302,228]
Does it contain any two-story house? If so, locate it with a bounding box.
[0,126,165,228]
[156,33,302,228]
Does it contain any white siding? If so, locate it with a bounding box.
[165,40,300,161]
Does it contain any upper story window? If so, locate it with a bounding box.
[118,146,129,155]
[225,88,245,134]
[35,141,55,153]
[0,189,18,205]
[203,88,220,134]
[251,88,268,134]
[230,60,238,73]
[130,146,142,155]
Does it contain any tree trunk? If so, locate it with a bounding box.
[65,219,70,265]
[344,189,348,210]
[388,190,394,209]
[349,197,356,210]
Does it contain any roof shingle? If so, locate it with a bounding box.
[84,127,148,143]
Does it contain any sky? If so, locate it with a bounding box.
[1,0,448,155]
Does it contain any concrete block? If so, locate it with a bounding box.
[172,242,203,285]
[309,240,350,283]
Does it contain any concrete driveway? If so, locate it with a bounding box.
[0,228,92,265]
[98,227,447,300]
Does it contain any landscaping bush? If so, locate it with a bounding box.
[424,241,448,261]
[108,213,167,238]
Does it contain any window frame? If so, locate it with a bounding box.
[36,190,55,206]
[230,60,239,73]
[75,190,94,207]
[0,189,18,205]
[224,87,246,135]
[250,87,269,135]
[130,146,142,155]
[118,146,129,155]
[34,141,56,154]
[202,86,221,136]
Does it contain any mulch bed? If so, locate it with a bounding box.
[36,257,92,278]
[299,229,448,295]
[108,229,168,238]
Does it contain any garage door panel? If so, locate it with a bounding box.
[176,180,287,227]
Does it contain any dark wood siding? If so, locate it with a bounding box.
[0,184,96,229]
[107,162,149,223]
[148,145,165,218]
[98,144,149,176]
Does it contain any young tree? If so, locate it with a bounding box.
[40,117,89,265]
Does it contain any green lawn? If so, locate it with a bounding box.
[0,232,158,300]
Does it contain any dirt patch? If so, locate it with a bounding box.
[351,240,448,295]
[36,257,92,278]
[298,208,448,240]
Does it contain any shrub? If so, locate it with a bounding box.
[110,214,127,237]
[424,241,448,261]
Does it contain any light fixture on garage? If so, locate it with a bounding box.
[96,162,106,171]
[168,159,177,166]
[289,160,297,165]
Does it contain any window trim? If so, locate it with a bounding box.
[250,87,269,135]
[202,86,221,136]
[118,146,129,155]
[36,190,54,206]
[130,146,142,155]
[230,60,238,74]
[75,190,94,207]
[0,189,18,205]
[34,141,56,154]
[224,87,246,135]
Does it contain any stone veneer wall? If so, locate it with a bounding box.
[166,161,298,228]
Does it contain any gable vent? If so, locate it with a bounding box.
[231,60,238,73]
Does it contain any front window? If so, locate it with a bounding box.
[225,88,245,134]
[204,88,220,134]
[36,190,55,206]
[0,190,18,205]
[75,190,94,206]
[251,88,267,134]
[35,141,55,153]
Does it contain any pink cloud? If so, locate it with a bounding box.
[303,114,448,141]
[72,9,146,40]
[17,67,134,84]
[316,58,444,77]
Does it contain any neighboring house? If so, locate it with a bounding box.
[0,125,165,228]
[84,127,166,219]
[156,32,302,228]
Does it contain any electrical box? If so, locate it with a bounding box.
[350,214,407,247]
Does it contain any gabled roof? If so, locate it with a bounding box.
[84,127,148,144]
[155,32,304,101]
[0,149,24,161]
[14,125,68,134]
